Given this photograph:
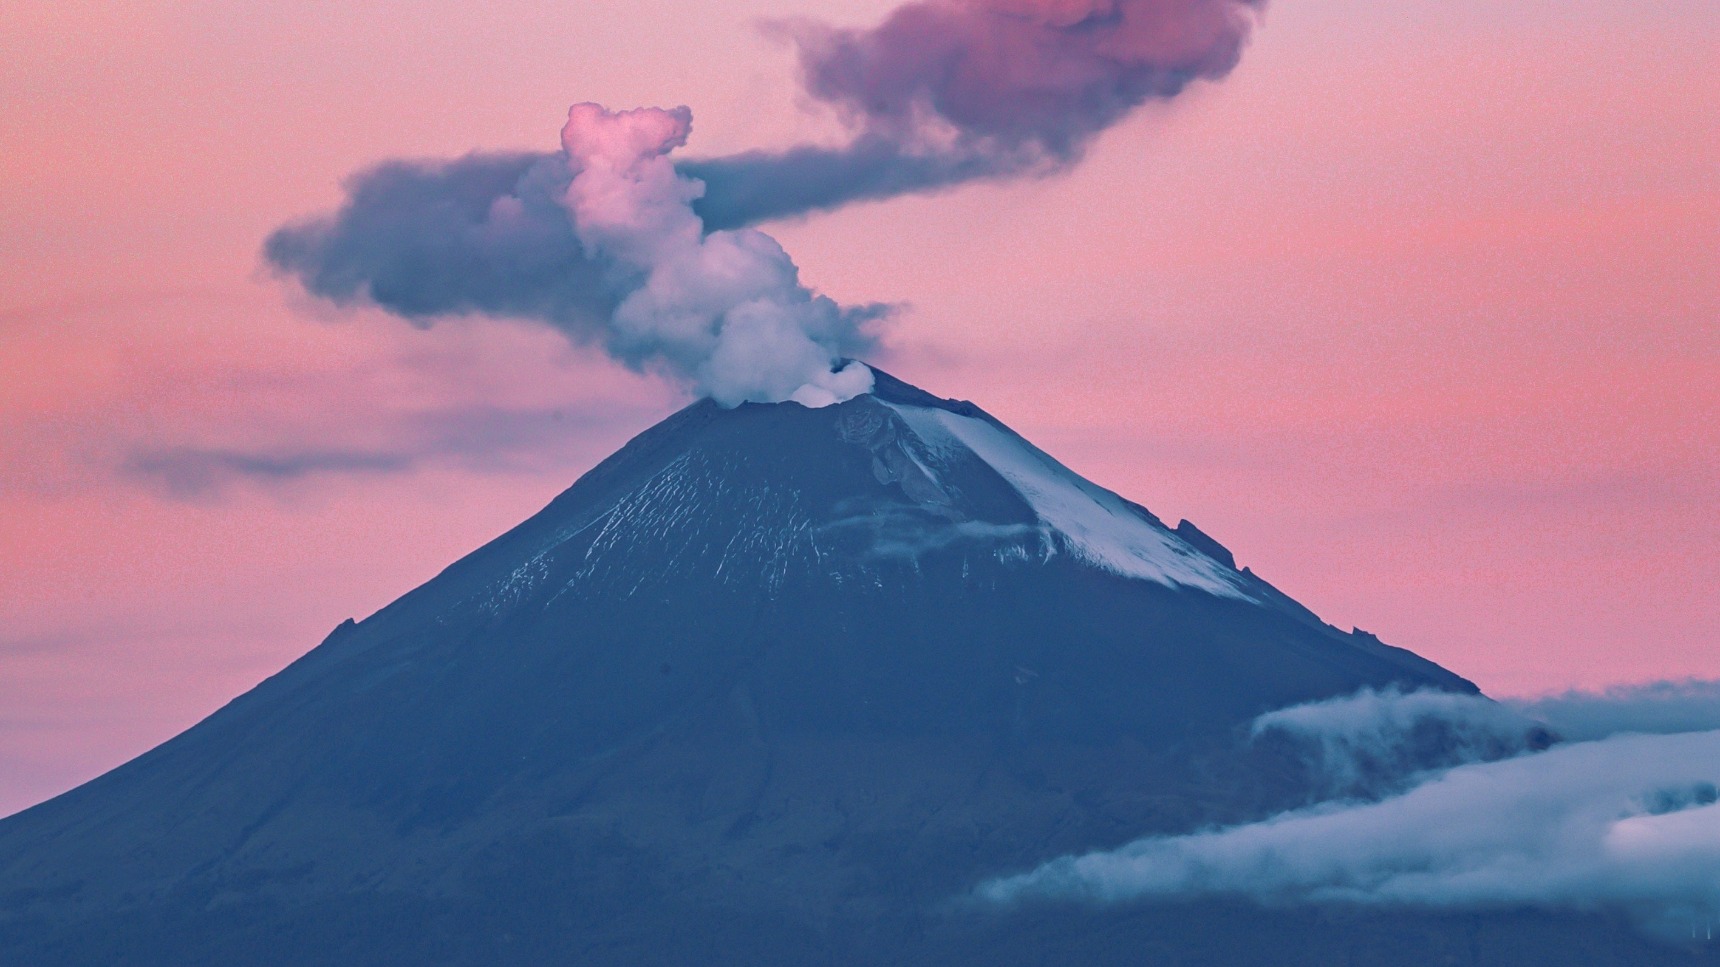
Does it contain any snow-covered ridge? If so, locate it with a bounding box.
[885,403,1250,599]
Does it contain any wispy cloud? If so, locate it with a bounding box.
[1250,686,1549,800]
[1509,679,1720,743]
[122,447,411,495]
[118,402,656,498]
[0,286,674,502]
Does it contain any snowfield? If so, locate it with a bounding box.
[886,403,1249,599]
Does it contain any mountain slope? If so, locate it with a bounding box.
[7,370,1695,965]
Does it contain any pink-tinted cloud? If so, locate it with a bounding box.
[690,0,1264,224]
[792,0,1259,154]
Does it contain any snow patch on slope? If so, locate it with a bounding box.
[886,403,1248,599]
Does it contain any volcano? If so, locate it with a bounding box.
[0,371,1699,965]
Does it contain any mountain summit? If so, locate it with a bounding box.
[6,371,1674,965]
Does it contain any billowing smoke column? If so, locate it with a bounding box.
[266,0,1264,403]
[558,104,876,406]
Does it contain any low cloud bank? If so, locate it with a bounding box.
[1251,687,1548,799]
[1509,679,1720,743]
[982,683,1720,940]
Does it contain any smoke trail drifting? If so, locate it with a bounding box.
[267,0,1264,402]
[690,0,1264,225]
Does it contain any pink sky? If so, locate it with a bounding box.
[1,0,1715,818]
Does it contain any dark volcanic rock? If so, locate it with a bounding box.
[1,370,1706,965]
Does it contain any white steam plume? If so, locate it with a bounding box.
[269,103,881,408]
[558,104,875,407]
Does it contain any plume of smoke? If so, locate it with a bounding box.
[269,105,879,407]
[267,1,1265,400]
[1251,687,1550,800]
[981,684,1720,940]
[264,152,601,324]
[683,137,1001,230]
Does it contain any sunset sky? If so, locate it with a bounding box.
[1,0,1714,818]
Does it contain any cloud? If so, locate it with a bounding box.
[122,447,410,496]
[0,632,98,659]
[1251,687,1550,799]
[1508,680,1720,743]
[981,685,1720,940]
[981,728,1720,940]
[118,402,651,498]
[0,284,683,502]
